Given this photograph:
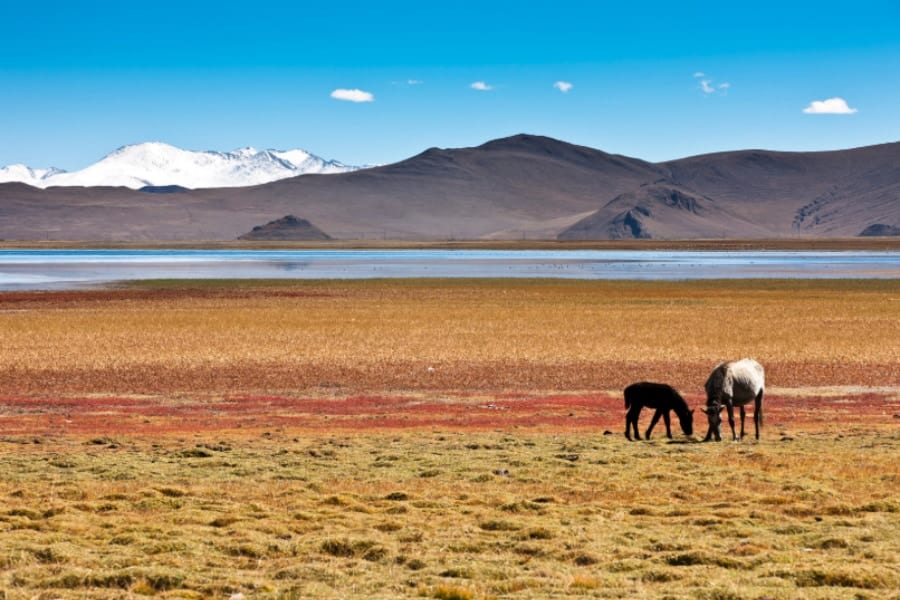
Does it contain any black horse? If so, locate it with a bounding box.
[624,382,694,441]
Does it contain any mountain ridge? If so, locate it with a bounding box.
[0,142,359,189]
[1,134,898,241]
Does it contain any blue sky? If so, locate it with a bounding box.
[2,0,899,169]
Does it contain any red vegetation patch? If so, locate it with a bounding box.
[768,392,900,424]
[0,287,334,309]
[1,390,897,439]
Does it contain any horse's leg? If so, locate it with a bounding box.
[662,410,672,439]
[726,401,738,441]
[625,406,641,440]
[645,409,663,440]
[739,405,746,439]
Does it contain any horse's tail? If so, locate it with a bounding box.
[623,386,633,410]
[757,389,765,428]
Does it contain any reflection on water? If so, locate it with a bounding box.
[0,249,898,290]
[277,261,311,272]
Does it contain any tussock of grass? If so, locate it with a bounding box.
[694,590,745,600]
[570,573,603,589]
[860,499,899,513]
[478,519,521,532]
[209,515,241,527]
[429,585,474,600]
[572,553,599,566]
[782,568,897,589]
[176,447,214,458]
[439,567,474,579]
[320,538,386,561]
[523,526,554,540]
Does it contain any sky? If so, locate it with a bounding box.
[2,0,899,170]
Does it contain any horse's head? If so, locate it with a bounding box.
[702,403,724,441]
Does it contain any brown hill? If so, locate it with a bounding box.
[859,223,900,236]
[0,134,898,241]
[237,215,332,241]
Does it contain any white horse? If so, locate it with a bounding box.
[702,358,765,441]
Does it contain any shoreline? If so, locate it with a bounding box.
[2,237,900,251]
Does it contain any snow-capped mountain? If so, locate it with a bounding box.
[0,142,359,189]
[0,164,66,187]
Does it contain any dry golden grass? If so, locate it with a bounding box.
[0,279,898,395]
[1,430,897,599]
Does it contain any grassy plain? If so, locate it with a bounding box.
[1,278,899,599]
[1,278,899,395]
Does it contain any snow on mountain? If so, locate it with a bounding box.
[0,164,65,187]
[0,142,358,189]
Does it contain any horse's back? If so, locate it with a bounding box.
[730,358,765,393]
[624,381,682,409]
[707,358,764,403]
[624,382,647,408]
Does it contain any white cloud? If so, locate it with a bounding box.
[802,97,858,114]
[697,74,729,95]
[470,81,493,91]
[553,81,573,93]
[330,88,375,103]
[407,79,423,85]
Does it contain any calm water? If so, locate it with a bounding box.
[0,249,898,290]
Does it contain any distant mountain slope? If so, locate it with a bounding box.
[0,142,358,189]
[558,184,771,240]
[0,134,898,241]
[227,134,665,239]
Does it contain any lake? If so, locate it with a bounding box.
[1,249,898,290]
